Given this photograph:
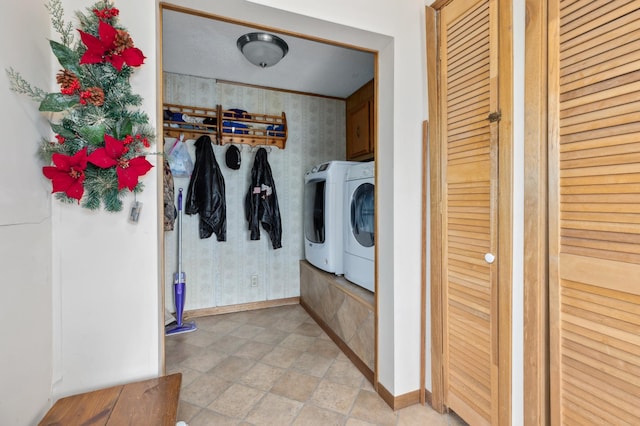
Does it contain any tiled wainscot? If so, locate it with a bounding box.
[299,260,375,382]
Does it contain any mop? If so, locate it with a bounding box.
[165,188,197,335]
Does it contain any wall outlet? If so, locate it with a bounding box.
[250,274,258,287]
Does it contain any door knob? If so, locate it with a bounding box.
[484,253,495,264]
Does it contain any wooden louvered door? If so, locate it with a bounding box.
[439,0,499,424]
[548,1,640,424]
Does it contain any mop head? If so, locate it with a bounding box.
[165,320,197,336]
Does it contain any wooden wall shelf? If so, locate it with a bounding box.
[163,103,287,149]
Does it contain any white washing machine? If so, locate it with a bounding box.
[304,161,357,275]
[343,161,375,292]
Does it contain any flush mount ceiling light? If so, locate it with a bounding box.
[237,32,289,68]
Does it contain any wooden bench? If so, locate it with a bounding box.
[39,373,181,426]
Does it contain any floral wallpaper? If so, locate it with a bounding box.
[163,73,346,311]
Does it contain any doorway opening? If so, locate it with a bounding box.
[158,2,391,391]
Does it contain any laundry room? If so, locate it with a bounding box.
[161,6,378,326]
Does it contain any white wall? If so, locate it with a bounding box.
[1,0,164,419]
[512,0,525,422]
[163,75,346,310]
[0,0,53,424]
[50,0,161,398]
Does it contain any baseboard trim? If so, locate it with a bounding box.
[183,297,300,318]
[300,298,375,385]
[424,388,433,406]
[377,383,427,411]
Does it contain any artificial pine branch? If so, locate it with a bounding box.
[83,166,123,211]
[45,0,74,47]
[38,138,58,164]
[5,68,47,102]
[75,0,112,35]
[55,193,76,206]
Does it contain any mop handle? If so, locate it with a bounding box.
[177,188,183,277]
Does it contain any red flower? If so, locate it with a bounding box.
[78,20,145,71]
[42,147,88,201]
[88,134,153,191]
[55,134,65,144]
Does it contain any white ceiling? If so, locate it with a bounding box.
[162,9,375,99]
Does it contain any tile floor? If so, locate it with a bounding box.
[166,304,467,426]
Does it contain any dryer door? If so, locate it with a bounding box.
[350,182,375,248]
[304,179,326,244]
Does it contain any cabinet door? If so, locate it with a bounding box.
[347,100,372,160]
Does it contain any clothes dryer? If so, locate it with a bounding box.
[343,161,375,292]
[303,161,357,274]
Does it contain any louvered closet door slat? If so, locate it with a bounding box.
[560,111,640,136]
[560,0,634,37]
[559,0,610,27]
[559,1,639,43]
[561,51,640,95]
[561,11,640,61]
[448,80,490,108]
[561,71,640,105]
[441,0,498,424]
[560,98,640,129]
[449,20,490,59]
[560,39,638,85]
[550,1,640,424]
[560,124,640,147]
[561,143,640,165]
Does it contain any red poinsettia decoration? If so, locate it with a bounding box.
[42,147,88,201]
[88,134,153,191]
[78,20,145,71]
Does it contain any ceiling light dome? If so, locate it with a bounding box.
[237,32,289,68]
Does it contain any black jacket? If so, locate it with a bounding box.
[185,135,226,241]
[245,148,282,249]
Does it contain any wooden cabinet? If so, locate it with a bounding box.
[346,79,374,161]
